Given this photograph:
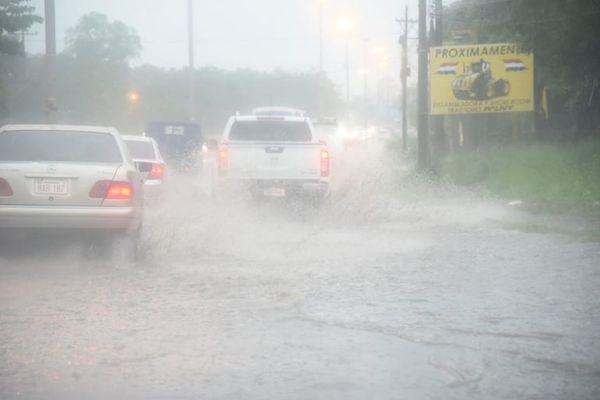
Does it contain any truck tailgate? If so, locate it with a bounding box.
[226,143,322,180]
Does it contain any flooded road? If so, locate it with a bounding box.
[1,141,599,400]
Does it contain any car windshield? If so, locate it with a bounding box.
[125,140,156,160]
[0,130,122,163]
[229,120,312,142]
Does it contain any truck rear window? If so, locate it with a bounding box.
[0,130,122,163]
[229,120,312,142]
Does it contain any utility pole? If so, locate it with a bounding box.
[417,0,430,169]
[336,16,354,118]
[401,7,409,153]
[396,6,416,153]
[187,0,195,122]
[319,1,324,117]
[44,0,57,123]
[431,0,446,159]
[345,36,350,104]
[363,37,369,131]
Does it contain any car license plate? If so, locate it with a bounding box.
[263,187,286,197]
[35,178,69,195]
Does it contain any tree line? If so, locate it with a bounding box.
[0,6,341,135]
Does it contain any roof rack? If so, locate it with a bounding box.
[251,106,306,117]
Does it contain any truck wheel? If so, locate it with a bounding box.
[312,190,333,208]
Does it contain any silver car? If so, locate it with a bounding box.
[0,125,144,254]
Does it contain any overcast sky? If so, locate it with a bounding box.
[25,0,427,96]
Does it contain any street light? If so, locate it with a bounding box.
[372,45,386,56]
[336,15,355,103]
[378,57,390,70]
[128,91,139,103]
[187,0,195,122]
[335,15,354,35]
[319,0,329,76]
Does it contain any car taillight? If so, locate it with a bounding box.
[149,163,165,179]
[89,181,133,200]
[218,147,229,176]
[320,148,330,177]
[0,178,13,196]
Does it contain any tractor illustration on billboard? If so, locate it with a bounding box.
[451,59,511,101]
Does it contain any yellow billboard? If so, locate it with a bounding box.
[430,43,534,115]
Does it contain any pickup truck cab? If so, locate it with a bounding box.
[209,114,331,202]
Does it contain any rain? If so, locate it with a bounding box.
[1,1,599,399]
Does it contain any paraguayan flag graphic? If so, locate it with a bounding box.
[435,62,459,74]
[504,59,527,71]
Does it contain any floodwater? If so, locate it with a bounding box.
[1,140,599,400]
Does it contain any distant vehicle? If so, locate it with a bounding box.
[252,106,306,117]
[312,117,344,155]
[122,135,166,198]
[376,126,394,140]
[144,121,202,172]
[208,113,331,204]
[0,124,144,257]
[313,117,338,126]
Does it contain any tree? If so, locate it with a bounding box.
[65,12,141,65]
[58,13,141,125]
[0,0,42,55]
[445,0,600,138]
[129,66,342,134]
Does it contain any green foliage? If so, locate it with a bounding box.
[445,0,600,115]
[1,55,341,132]
[439,141,600,214]
[0,78,8,118]
[0,0,42,55]
[1,11,340,131]
[65,12,141,65]
[42,13,142,127]
[130,66,341,133]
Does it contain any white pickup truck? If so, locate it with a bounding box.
[208,114,331,203]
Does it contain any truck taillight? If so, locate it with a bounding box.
[0,178,13,196]
[218,147,229,176]
[320,149,330,177]
[90,181,133,200]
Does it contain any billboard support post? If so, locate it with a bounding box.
[417,0,429,170]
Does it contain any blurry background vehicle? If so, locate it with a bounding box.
[144,121,203,174]
[336,125,365,150]
[209,113,331,205]
[312,117,344,156]
[376,126,394,140]
[0,124,144,257]
[122,135,166,199]
[201,137,219,159]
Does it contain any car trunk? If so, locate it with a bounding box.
[0,162,119,207]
